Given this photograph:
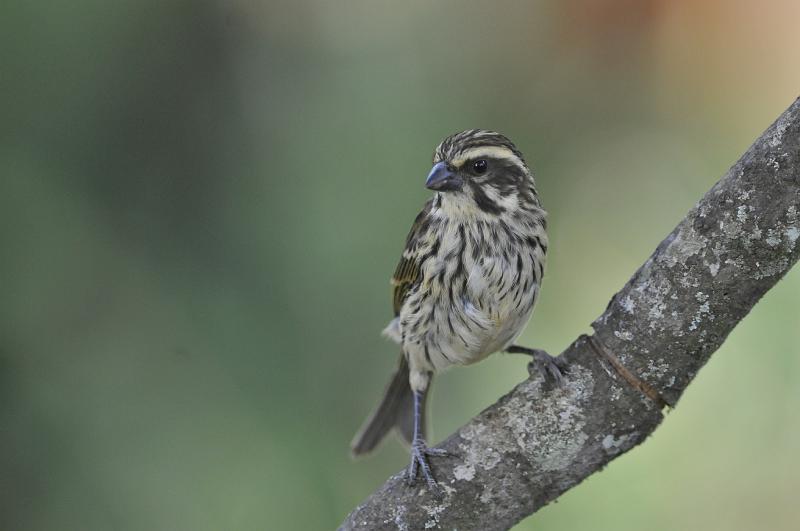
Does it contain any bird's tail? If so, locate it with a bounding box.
[350,355,426,456]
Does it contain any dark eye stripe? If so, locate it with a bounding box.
[453,147,527,173]
[433,130,528,171]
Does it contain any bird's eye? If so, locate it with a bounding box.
[472,159,488,174]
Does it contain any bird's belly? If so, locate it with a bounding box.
[457,288,536,362]
[399,257,539,372]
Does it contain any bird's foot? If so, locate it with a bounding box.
[407,438,448,492]
[506,345,567,386]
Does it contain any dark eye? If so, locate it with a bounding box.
[472,159,488,174]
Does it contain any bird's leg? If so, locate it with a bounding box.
[506,345,567,386]
[407,389,447,491]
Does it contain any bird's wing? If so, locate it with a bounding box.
[391,199,434,316]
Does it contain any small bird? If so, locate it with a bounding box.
[351,129,563,489]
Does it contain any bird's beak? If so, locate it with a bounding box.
[425,162,462,192]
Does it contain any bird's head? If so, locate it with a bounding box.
[426,129,539,218]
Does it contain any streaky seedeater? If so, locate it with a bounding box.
[351,129,563,488]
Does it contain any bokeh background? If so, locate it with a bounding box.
[3,1,800,530]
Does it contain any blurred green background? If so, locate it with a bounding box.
[3,1,800,530]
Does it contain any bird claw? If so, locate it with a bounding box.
[507,346,566,386]
[407,439,445,492]
[529,351,566,386]
[425,447,450,457]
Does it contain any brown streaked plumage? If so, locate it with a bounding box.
[351,130,562,489]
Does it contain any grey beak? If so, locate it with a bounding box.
[425,162,462,191]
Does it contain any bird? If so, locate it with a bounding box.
[350,129,563,489]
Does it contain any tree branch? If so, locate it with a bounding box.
[340,97,800,531]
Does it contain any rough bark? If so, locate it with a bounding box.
[340,97,800,531]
